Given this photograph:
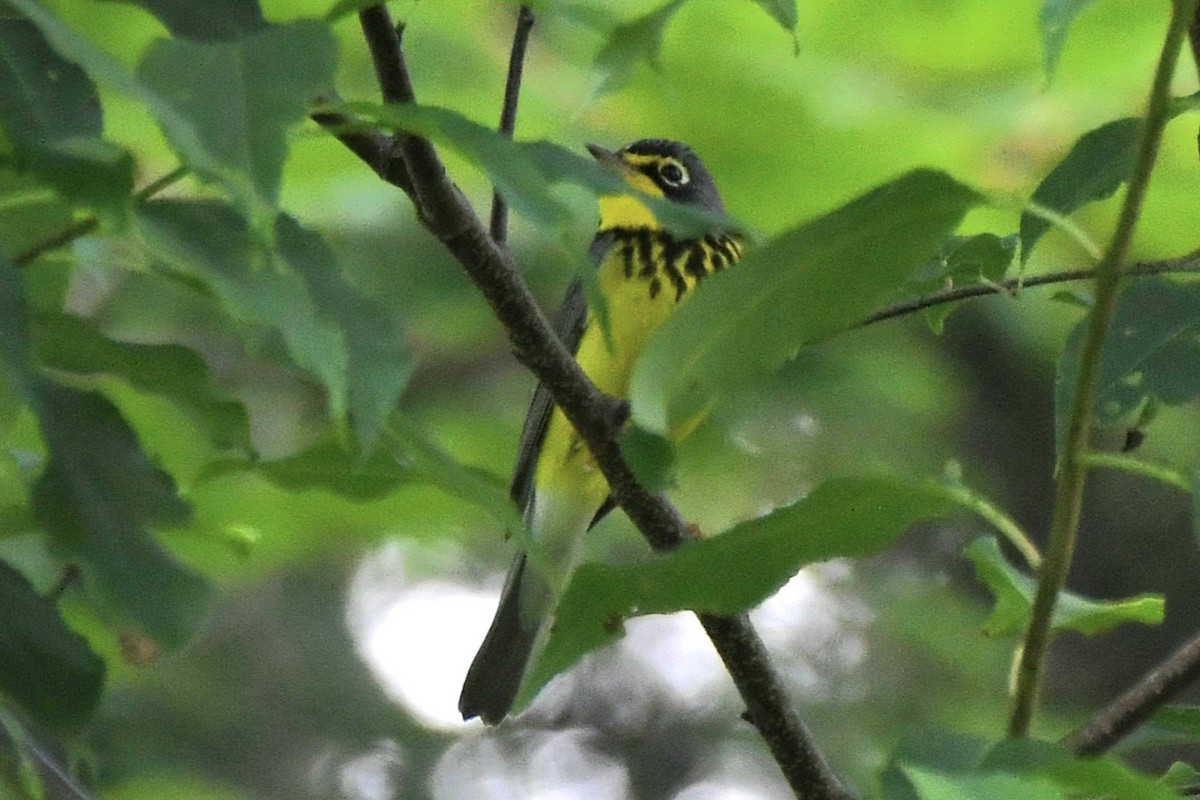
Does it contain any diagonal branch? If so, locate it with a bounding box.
[341,6,853,799]
[1066,628,1200,757]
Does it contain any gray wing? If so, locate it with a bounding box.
[509,232,615,515]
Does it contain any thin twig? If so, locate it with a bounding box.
[1007,0,1198,738]
[862,258,1200,327]
[490,5,535,245]
[346,6,853,799]
[1066,628,1200,756]
[12,166,188,267]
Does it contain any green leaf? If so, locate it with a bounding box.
[1019,117,1138,263]
[276,216,411,450]
[205,439,416,501]
[0,168,74,256]
[33,313,250,451]
[909,233,1017,333]
[965,536,1163,637]
[1039,0,1100,81]
[1056,277,1200,457]
[134,200,412,444]
[0,559,105,730]
[0,17,102,145]
[631,169,981,435]
[95,0,266,41]
[1117,706,1200,753]
[1194,468,1200,547]
[593,0,687,95]
[0,17,133,215]
[984,738,1180,800]
[518,476,954,711]
[7,0,330,226]
[1,252,210,650]
[751,0,798,31]
[31,382,211,649]
[902,765,1061,800]
[618,425,676,492]
[136,20,336,221]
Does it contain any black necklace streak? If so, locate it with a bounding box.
[609,227,740,303]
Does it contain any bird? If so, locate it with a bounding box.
[459,139,742,724]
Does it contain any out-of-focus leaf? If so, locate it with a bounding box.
[0,559,105,730]
[518,476,954,712]
[1056,277,1200,459]
[135,200,411,447]
[95,0,266,40]
[618,425,675,492]
[0,169,74,256]
[276,217,410,450]
[593,0,687,95]
[908,233,1017,333]
[136,20,336,222]
[1194,468,1200,546]
[33,313,250,450]
[1020,117,1138,263]
[902,765,1061,800]
[1117,706,1200,753]
[2,254,210,649]
[630,169,980,435]
[1039,0,1101,80]
[887,731,1179,800]
[0,18,101,144]
[984,738,1179,800]
[31,382,211,649]
[752,0,798,32]
[965,537,1163,637]
[0,17,133,215]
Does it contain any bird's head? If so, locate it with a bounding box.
[587,139,727,232]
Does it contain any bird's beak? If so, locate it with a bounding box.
[585,143,623,170]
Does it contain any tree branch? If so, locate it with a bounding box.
[1066,628,1200,756]
[344,6,853,799]
[490,5,535,245]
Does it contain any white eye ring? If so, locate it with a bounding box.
[659,160,690,187]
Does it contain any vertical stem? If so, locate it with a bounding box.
[490,5,535,245]
[1007,0,1199,737]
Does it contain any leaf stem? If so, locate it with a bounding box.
[934,482,1041,570]
[1078,451,1193,493]
[1007,0,1198,738]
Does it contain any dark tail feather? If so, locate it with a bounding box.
[459,554,549,724]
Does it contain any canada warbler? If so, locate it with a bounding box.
[459,139,741,724]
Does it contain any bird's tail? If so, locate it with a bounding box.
[458,553,552,724]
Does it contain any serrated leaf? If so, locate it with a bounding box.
[593,0,687,95]
[1039,0,1100,81]
[95,0,266,41]
[517,476,954,711]
[0,559,105,730]
[136,20,336,220]
[631,169,981,435]
[965,536,1163,638]
[1020,117,1139,263]
[1056,277,1200,458]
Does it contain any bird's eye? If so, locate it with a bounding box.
[658,161,689,187]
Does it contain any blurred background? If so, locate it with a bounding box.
[12,0,1200,797]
